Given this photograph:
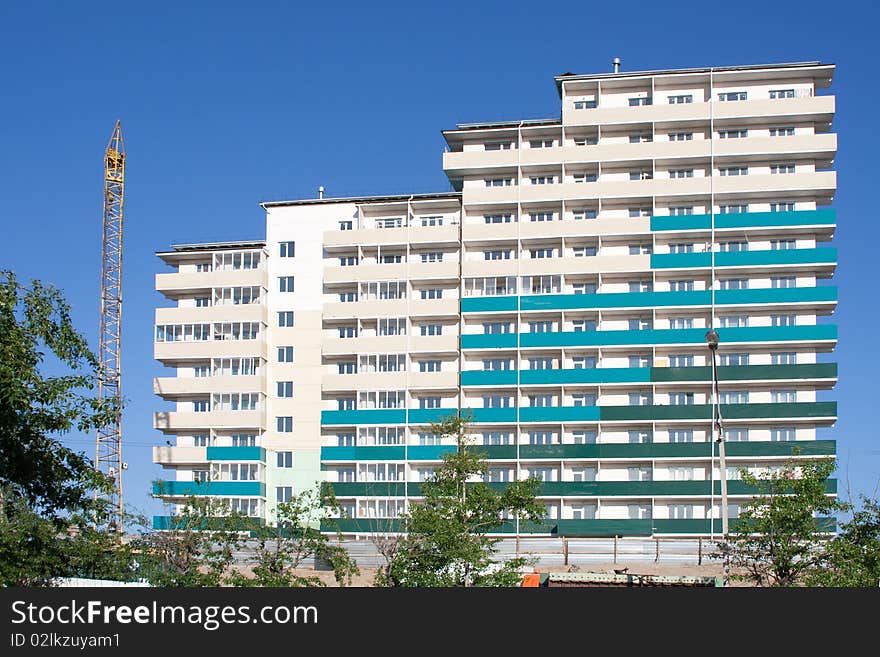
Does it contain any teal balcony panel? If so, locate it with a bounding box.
[599,401,837,422]
[407,445,456,461]
[650,209,836,232]
[328,482,406,497]
[465,407,518,423]
[520,290,710,311]
[152,481,265,497]
[152,515,265,531]
[460,296,519,313]
[476,445,519,459]
[461,370,518,386]
[320,446,406,461]
[321,518,403,533]
[206,446,265,461]
[519,406,601,423]
[320,409,407,425]
[520,367,650,385]
[651,247,837,270]
[716,286,837,306]
[408,409,459,425]
[461,333,518,350]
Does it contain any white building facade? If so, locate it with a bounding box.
[153,61,838,537]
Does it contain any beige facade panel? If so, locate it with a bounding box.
[152,446,206,465]
[153,375,264,397]
[712,170,836,196]
[462,222,520,241]
[407,261,460,280]
[154,340,267,363]
[155,304,267,325]
[408,371,459,390]
[153,410,266,433]
[518,254,648,276]
[155,269,266,296]
[518,217,652,239]
[408,335,459,353]
[409,298,459,317]
[323,335,407,356]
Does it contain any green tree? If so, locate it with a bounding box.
[0,271,135,585]
[722,457,846,587]
[381,415,543,587]
[807,496,880,587]
[229,485,359,587]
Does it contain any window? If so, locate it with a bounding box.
[719,278,749,290]
[771,314,796,327]
[726,428,749,442]
[380,253,402,264]
[214,286,261,306]
[771,276,796,289]
[628,466,653,481]
[529,394,555,408]
[528,431,555,445]
[573,208,598,220]
[279,241,295,258]
[420,324,442,336]
[628,280,653,293]
[276,417,294,433]
[276,451,293,467]
[484,213,513,223]
[523,274,561,295]
[338,325,358,338]
[628,96,652,106]
[628,317,653,331]
[420,251,443,263]
[630,170,652,181]
[770,201,795,212]
[772,390,797,403]
[279,276,295,292]
[719,204,749,214]
[572,282,598,296]
[483,431,513,445]
[668,94,693,104]
[529,139,554,148]
[485,141,512,151]
[572,355,597,369]
[339,220,353,231]
[573,135,598,146]
[771,427,796,442]
[629,207,652,218]
[669,504,694,519]
[572,430,597,444]
[230,433,258,447]
[669,429,694,443]
[190,434,209,447]
[629,133,652,143]
[669,280,694,292]
[573,246,598,258]
[572,318,597,332]
[485,178,514,187]
[212,356,260,376]
[771,162,796,174]
[376,217,403,229]
[195,262,212,272]
[277,346,294,363]
[669,243,695,254]
[669,132,693,141]
[628,504,652,520]
[530,248,556,259]
[483,321,513,335]
[669,317,694,329]
[420,288,443,300]
[484,249,512,261]
[530,175,556,185]
[669,392,694,405]
[669,169,694,178]
[718,129,748,139]
[573,171,599,184]
[720,165,748,176]
[719,315,748,328]
[769,88,795,99]
[484,394,514,408]
[338,361,357,374]
[339,255,358,266]
[529,211,555,222]
[629,243,652,255]
[276,486,293,503]
[669,206,694,216]
[419,396,442,409]
[339,291,357,302]
[720,390,749,404]
[573,99,597,109]
[718,91,747,101]
[571,467,597,482]
[193,364,210,378]
[720,353,749,366]
[193,469,210,483]
[416,432,440,446]
[668,354,694,367]
[720,240,748,252]
[276,381,293,398]
[529,320,554,333]
[772,352,797,365]
[277,311,295,327]
[194,297,210,307]
[193,399,210,413]
[629,355,650,368]
[770,126,795,137]
[771,239,796,250]
[419,360,441,372]
[483,358,514,371]
[486,467,512,482]
[629,392,653,406]
[572,392,597,407]
[420,215,444,227]
[529,357,555,370]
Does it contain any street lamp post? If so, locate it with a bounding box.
[706,329,730,585]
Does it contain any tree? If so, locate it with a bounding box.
[229,485,359,587]
[0,271,134,586]
[721,457,846,587]
[807,496,880,587]
[381,415,544,587]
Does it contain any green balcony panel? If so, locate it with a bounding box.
[556,519,654,537]
[465,407,518,423]
[650,208,836,232]
[320,409,407,425]
[206,446,266,461]
[460,296,519,313]
[321,446,406,461]
[651,247,837,270]
[461,333,519,350]
[520,406,601,423]
[651,252,712,269]
[521,367,650,385]
[152,481,265,497]
[321,518,403,533]
[726,439,836,457]
[599,401,837,422]
[461,370,518,386]
[328,482,406,497]
[476,445,518,459]
[650,362,838,383]
[152,515,264,531]
[408,409,460,425]
[533,479,836,497]
[407,445,456,461]
[517,440,835,460]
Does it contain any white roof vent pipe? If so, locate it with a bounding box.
[318,185,325,199]
[612,57,621,73]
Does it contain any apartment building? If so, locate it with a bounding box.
[153,61,838,537]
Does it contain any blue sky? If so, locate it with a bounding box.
[1,0,877,521]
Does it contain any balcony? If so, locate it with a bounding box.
[152,446,207,465]
[153,410,266,433]
[152,480,266,497]
[155,304,266,325]
[154,339,267,363]
[153,375,264,397]
[155,268,266,296]
[651,208,836,233]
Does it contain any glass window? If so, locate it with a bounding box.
[276,451,293,467]
[279,242,295,258]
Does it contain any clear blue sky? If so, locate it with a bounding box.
[1,0,876,521]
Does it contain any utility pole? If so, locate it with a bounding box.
[706,328,730,585]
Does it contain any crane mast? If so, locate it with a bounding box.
[96,120,125,532]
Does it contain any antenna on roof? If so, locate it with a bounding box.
[318,185,325,199]
[612,57,621,73]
